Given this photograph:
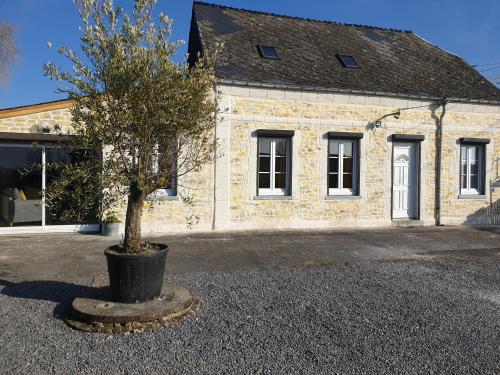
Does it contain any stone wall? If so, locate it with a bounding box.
[218,85,500,230]
[1,86,499,234]
[0,103,215,234]
[0,107,74,133]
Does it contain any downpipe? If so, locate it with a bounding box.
[435,98,447,226]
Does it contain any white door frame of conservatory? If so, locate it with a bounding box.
[0,141,100,234]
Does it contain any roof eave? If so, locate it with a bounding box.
[0,99,74,119]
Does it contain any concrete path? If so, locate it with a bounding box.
[0,225,499,284]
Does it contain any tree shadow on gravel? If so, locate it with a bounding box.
[0,279,106,320]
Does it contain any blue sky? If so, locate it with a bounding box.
[1,0,499,108]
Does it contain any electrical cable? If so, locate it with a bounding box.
[478,65,500,73]
[471,62,500,68]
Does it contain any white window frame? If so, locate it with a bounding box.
[328,139,358,196]
[153,182,176,197]
[151,143,177,197]
[460,144,483,195]
[0,141,100,233]
[257,137,291,196]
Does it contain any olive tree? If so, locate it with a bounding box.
[44,0,219,253]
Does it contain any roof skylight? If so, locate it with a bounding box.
[338,54,360,68]
[257,45,280,60]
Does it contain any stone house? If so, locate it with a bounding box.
[0,1,499,234]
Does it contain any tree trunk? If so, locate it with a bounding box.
[123,182,145,253]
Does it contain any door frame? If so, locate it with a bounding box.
[390,134,424,221]
[0,141,100,234]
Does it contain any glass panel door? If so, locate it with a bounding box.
[0,145,43,227]
[45,147,99,225]
[0,143,100,231]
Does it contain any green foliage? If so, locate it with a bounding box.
[103,210,121,224]
[44,148,102,224]
[181,195,200,229]
[43,0,220,252]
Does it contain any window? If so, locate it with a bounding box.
[258,137,291,196]
[337,54,360,68]
[257,45,280,60]
[160,174,176,197]
[460,144,484,195]
[0,143,99,228]
[150,175,176,197]
[152,143,177,197]
[328,138,359,196]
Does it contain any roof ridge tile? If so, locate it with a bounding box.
[193,1,413,33]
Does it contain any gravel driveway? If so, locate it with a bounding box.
[1,254,499,374]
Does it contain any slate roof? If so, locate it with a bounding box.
[189,2,500,103]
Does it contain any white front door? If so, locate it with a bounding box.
[392,142,418,219]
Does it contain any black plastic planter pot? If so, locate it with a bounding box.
[104,244,168,303]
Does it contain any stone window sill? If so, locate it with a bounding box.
[458,194,487,200]
[148,195,180,202]
[253,195,294,201]
[325,195,362,200]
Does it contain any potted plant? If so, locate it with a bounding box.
[102,211,121,237]
[44,0,219,303]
